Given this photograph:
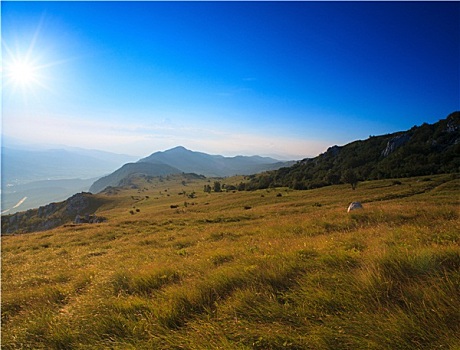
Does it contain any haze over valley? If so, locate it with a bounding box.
[1,146,137,213]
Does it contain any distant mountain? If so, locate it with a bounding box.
[244,111,460,190]
[88,146,295,193]
[89,162,181,193]
[138,146,295,177]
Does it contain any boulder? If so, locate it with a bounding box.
[347,202,363,212]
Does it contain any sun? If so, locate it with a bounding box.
[6,59,40,87]
[2,18,55,95]
[3,52,50,94]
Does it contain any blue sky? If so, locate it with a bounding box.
[2,1,459,159]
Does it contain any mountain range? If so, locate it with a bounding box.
[90,112,460,195]
[89,147,295,193]
[3,111,458,215]
[3,111,459,233]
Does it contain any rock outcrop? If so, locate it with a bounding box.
[381,133,411,157]
[2,192,106,234]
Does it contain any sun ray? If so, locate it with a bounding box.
[24,14,45,63]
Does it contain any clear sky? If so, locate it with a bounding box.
[2,1,459,159]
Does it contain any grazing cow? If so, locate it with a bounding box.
[347,202,363,212]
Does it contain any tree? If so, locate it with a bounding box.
[204,184,211,193]
[213,181,222,192]
[225,185,237,191]
[237,182,246,191]
[325,170,340,185]
[342,169,358,190]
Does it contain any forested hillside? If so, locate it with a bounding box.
[244,112,459,190]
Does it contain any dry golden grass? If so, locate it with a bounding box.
[2,174,459,349]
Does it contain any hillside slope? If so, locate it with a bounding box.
[1,192,107,234]
[89,162,181,193]
[2,174,459,349]
[245,111,459,190]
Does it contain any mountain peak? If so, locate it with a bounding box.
[168,146,188,152]
[134,147,292,178]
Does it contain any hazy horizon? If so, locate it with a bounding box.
[2,2,459,160]
[2,135,302,161]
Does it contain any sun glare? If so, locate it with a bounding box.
[6,60,40,87]
[2,17,56,95]
[3,51,50,94]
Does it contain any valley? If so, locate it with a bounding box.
[1,178,97,215]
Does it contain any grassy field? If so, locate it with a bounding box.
[2,174,459,349]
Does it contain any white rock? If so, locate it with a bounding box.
[347,202,363,212]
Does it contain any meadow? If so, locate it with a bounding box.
[2,173,459,349]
